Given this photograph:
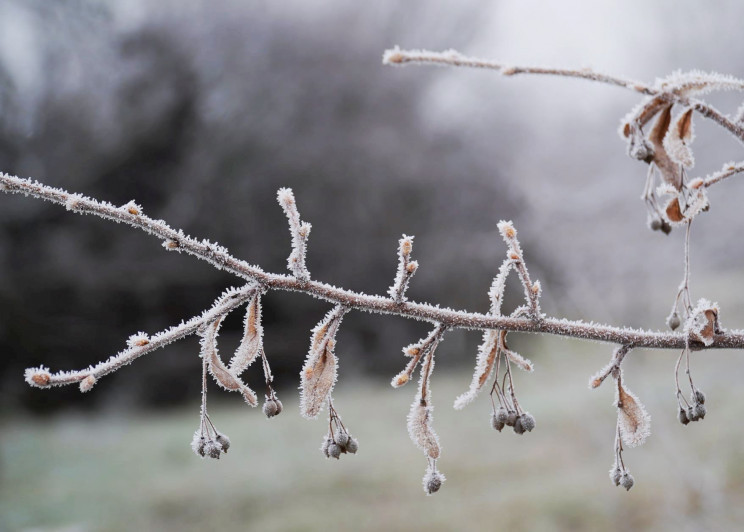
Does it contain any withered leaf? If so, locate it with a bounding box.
[201,318,258,406]
[616,381,651,447]
[665,197,685,222]
[229,293,263,376]
[407,402,440,459]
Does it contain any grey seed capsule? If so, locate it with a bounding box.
[263,400,279,418]
[495,407,509,425]
[345,437,359,454]
[668,313,681,331]
[425,472,444,495]
[205,440,222,459]
[693,390,706,405]
[620,472,635,491]
[491,412,505,432]
[506,411,518,427]
[610,466,622,487]
[520,413,536,432]
[328,443,342,459]
[321,436,332,458]
[687,405,699,422]
[513,417,525,435]
[693,403,706,420]
[215,433,231,453]
[678,407,690,425]
[335,430,350,449]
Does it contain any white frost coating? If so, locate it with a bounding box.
[655,70,744,96]
[299,306,346,419]
[663,108,695,168]
[615,379,651,447]
[388,234,417,303]
[277,187,311,282]
[453,330,498,409]
[228,292,263,376]
[127,332,150,348]
[686,299,720,346]
[198,312,258,406]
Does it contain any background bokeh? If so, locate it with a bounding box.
[1,0,744,530]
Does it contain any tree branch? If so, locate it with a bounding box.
[4,172,744,352]
[382,47,744,145]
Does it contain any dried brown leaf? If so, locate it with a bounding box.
[664,108,695,168]
[616,381,651,447]
[665,197,685,222]
[229,293,263,376]
[299,307,345,418]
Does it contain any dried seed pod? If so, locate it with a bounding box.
[649,217,662,232]
[620,472,635,491]
[693,389,706,405]
[263,399,280,418]
[491,412,505,432]
[274,398,283,415]
[506,410,518,427]
[513,417,525,435]
[667,313,681,331]
[520,413,536,432]
[345,437,359,454]
[205,440,223,459]
[610,465,622,487]
[495,407,509,425]
[687,405,699,422]
[327,443,342,460]
[678,407,690,425]
[300,307,345,419]
[215,433,231,453]
[423,467,445,495]
[660,220,672,235]
[335,430,350,449]
[693,403,707,420]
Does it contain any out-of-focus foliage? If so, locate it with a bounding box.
[0,0,524,410]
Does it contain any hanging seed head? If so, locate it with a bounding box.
[678,407,690,425]
[328,443,342,459]
[345,437,359,454]
[668,313,681,331]
[491,412,505,432]
[506,410,518,427]
[620,472,635,491]
[687,405,699,422]
[649,217,663,232]
[513,417,525,435]
[423,468,445,495]
[693,389,706,405]
[215,433,231,453]
[693,403,707,420]
[335,429,350,449]
[495,407,509,425]
[610,465,622,487]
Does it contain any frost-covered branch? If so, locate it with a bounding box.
[383,47,744,145]
[3,172,744,351]
[25,283,259,391]
[388,234,418,303]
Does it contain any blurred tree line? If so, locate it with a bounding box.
[0,0,537,412]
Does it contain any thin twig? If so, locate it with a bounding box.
[383,47,744,145]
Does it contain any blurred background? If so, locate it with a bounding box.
[1,0,744,530]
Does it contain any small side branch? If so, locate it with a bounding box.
[25,283,259,390]
[498,221,542,319]
[383,47,744,145]
[389,234,418,303]
[277,187,311,282]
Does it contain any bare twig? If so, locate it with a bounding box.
[382,47,744,145]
